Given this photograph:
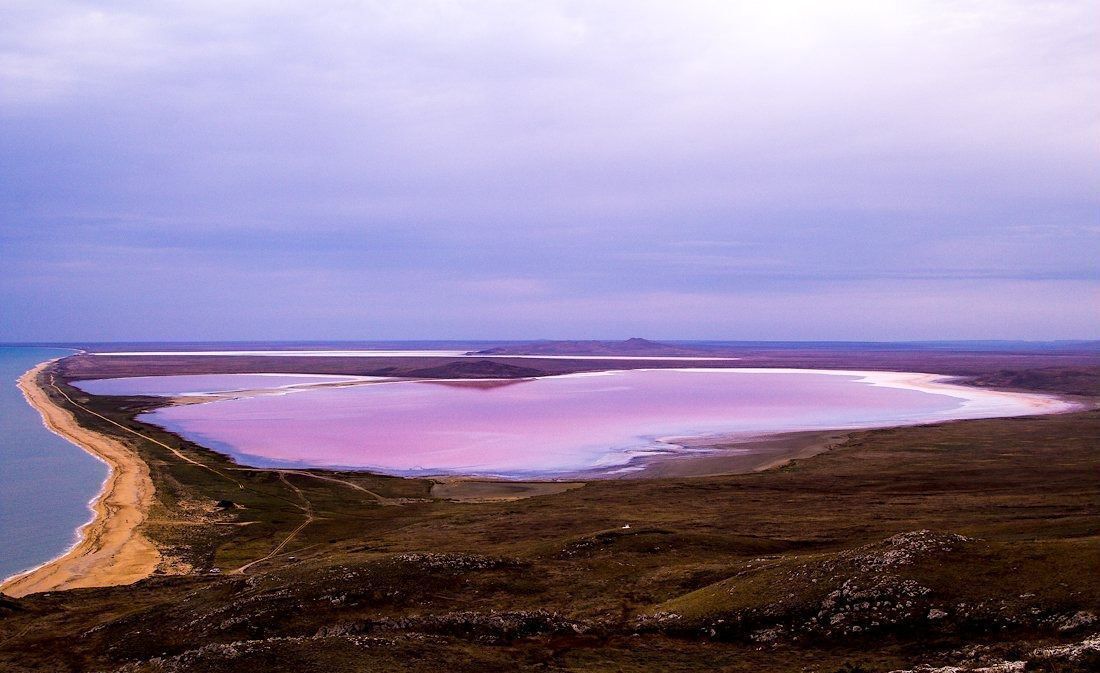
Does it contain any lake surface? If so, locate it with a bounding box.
[75,368,1067,478]
[0,347,105,582]
[75,373,373,397]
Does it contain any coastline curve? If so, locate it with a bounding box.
[0,361,159,598]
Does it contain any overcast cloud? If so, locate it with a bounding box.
[1,1,1097,340]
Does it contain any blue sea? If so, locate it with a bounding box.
[0,346,106,583]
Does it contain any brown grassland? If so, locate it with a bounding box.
[1,346,1098,672]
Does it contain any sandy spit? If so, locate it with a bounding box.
[0,362,159,598]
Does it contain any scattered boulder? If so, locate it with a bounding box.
[832,530,973,573]
[886,662,1025,673]
[389,552,519,572]
[318,610,586,643]
[639,530,1095,645]
[1031,633,1100,666]
[1055,610,1097,633]
[885,634,1100,672]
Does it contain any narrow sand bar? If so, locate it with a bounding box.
[0,363,159,598]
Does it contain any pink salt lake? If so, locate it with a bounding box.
[73,369,1070,478]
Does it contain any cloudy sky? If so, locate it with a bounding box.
[1,1,1097,341]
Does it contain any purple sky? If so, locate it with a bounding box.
[1,1,1097,341]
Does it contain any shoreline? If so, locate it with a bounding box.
[0,362,159,598]
[1,362,1081,595]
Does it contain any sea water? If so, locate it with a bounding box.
[0,347,106,583]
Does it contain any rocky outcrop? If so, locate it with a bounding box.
[388,552,520,572]
[638,530,1098,647]
[318,609,586,643]
[886,633,1100,672]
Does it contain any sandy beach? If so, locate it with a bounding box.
[0,362,159,598]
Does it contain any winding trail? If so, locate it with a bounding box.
[50,377,372,576]
[228,467,398,506]
[230,472,315,574]
[1,364,344,594]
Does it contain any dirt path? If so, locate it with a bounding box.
[227,466,399,505]
[279,470,396,505]
[230,472,315,574]
[48,376,335,578]
[47,377,245,491]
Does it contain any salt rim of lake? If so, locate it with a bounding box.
[72,373,385,398]
[89,349,741,361]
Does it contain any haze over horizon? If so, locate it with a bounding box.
[2,1,1098,341]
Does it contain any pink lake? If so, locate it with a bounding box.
[76,369,1068,478]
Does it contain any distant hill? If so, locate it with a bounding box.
[402,360,546,379]
[471,338,719,357]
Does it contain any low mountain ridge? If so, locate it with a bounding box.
[472,337,719,357]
